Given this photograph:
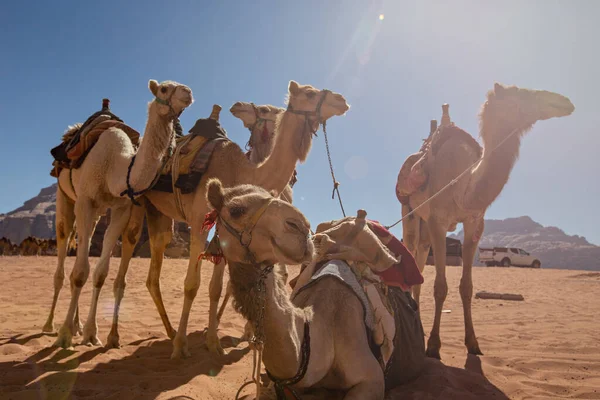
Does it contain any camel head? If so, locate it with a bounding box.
[230,102,283,147]
[484,83,574,125]
[206,178,314,266]
[287,81,350,121]
[148,79,194,119]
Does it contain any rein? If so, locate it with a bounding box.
[287,89,346,217]
[120,93,182,205]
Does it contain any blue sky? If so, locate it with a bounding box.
[1,0,599,244]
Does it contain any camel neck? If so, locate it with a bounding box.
[251,112,310,195]
[228,262,307,379]
[128,107,173,192]
[464,114,529,211]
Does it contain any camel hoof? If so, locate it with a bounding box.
[106,334,120,349]
[53,327,73,349]
[425,347,441,360]
[171,335,191,359]
[206,336,224,356]
[468,347,484,356]
[42,322,55,333]
[81,335,102,347]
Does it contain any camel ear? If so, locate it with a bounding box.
[288,80,300,96]
[149,80,159,96]
[269,190,278,198]
[207,178,225,211]
[494,82,505,94]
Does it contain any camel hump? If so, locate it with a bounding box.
[209,104,222,121]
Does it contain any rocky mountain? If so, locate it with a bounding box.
[0,183,191,257]
[450,216,600,271]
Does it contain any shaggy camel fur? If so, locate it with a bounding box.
[398,83,574,359]
[142,81,349,359]
[206,179,387,399]
[51,80,193,349]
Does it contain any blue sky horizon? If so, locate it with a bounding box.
[1,1,599,245]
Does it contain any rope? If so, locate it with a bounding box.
[385,126,522,230]
[322,121,346,217]
[171,134,194,221]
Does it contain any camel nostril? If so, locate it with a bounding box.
[233,102,242,108]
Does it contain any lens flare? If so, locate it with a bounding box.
[379,14,385,21]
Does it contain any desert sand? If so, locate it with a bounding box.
[0,256,599,400]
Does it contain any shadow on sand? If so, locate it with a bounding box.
[1,331,508,400]
[0,330,249,399]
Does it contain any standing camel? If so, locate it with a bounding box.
[51,80,193,349]
[142,81,349,358]
[396,83,574,359]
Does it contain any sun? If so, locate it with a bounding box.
[379,14,385,21]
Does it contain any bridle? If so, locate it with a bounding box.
[216,198,275,264]
[120,87,187,205]
[286,89,331,136]
[154,87,184,122]
[246,103,277,150]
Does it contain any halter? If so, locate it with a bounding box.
[217,198,275,263]
[246,103,276,150]
[120,88,184,204]
[154,88,182,121]
[286,89,331,136]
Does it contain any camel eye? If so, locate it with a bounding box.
[160,87,167,94]
[229,206,246,219]
[306,92,316,99]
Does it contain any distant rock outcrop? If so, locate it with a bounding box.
[450,216,600,271]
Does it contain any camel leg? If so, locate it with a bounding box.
[106,204,144,348]
[172,231,208,359]
[43,188,75,333]
[82,204,131,346]
[401,204,422,303]
[145,203,176,339]
[206,259,226,355]
[413,220,431,307]
[216,281,231,323]
[460,218,484,356]
[54,198,99,349]
[73,305,83,336]
[425,218,448,359]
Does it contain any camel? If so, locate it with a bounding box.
[50,79,193,349]
[141,81,349,359]
[0,237,15,255]
[19,236,43,256]
[215,102,292,325]
[206,178,413,399]
[396,83,575,359]
[41,239,58,256]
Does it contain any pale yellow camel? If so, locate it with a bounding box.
[51,80,193,349]
[206,179,386,399]
[397,83,574,359]
[142,81,349,359]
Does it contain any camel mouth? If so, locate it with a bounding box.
[539,93,575,118]
[270,236,313,265]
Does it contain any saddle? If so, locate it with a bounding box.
[50,99,137,177]
[151,117,229,194]
[396,104,482,204]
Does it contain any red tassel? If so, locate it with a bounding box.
[202,209,218,232]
